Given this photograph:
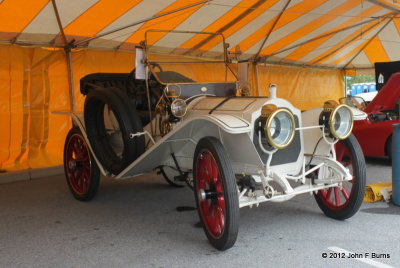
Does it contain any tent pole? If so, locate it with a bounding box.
[257,12,395,61]
[253,0,292,62]
[343,18,393,70]
[51,0,67,45]
[254,63,261,96]
[366,0,400,12]
[74,0,209,47]
[52,0,76,112]
[310,18,385,65]
[65,50,76,112]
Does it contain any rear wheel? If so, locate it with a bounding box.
[159,166,185,187]
[64,127,100,201]
[314,134,366,220]
[193,137,239,250]
[159,165,194,189]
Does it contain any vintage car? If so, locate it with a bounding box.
[341,73,400,160]
[63,31,366,250]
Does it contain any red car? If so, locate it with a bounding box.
[342,73,400,160]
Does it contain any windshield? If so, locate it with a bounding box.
[339,96,367,111]
[145,30,237,84]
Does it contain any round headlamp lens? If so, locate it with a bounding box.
[171,99,187,118]
[331,105,353,139]
[265,109,295,149]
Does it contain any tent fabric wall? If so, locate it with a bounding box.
[1,0,399,70]
[0,44,135,172]
[0,43,343,173]
[251,64,344,110]
[0,45,29,171]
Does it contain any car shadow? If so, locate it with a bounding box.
[365,156,391,166]
[361,203,400,215]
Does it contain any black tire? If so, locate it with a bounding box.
[64,127,100,201]
[84,87,145,174]
[314,134,366,220]
[193,137,239,250]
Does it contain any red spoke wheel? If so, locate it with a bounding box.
[64,127,100,201]
[314,134,366,220]
[193,137,239,250]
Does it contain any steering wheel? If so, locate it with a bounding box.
[126,69,146,98]
[149,63,163,73]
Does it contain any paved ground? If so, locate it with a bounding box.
[0,157,399,268]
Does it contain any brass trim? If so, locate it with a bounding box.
[328,104,354,140]
[264,108,296,149]
[166,88,179,99]
[323,100,339,112]
[161,120,173,136]
[261,104,277,117]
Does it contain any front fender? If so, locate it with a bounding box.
[116,114,262,179]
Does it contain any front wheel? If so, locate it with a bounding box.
[314,134,366,220]
[193,137,239,250]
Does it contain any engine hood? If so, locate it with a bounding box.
[364,72,400,114]
[187,96,270,122]
[190,97,262,111]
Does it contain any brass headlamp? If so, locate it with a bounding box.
[319,100,354,140]
[261,104,296,149]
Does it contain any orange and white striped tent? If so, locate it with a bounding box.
[2,0,399,68]
[1,0,399,173]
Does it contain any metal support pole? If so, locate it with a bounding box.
[343,17,393,69]
[258,12,395,61]
[254,63,261,96]
[392,124,400,206]
[366,0,400,12]
[66,49,76,112]
[52,0,76,112]
[74,0,209,47]
[314,17,392,66]
[253,0,292,62]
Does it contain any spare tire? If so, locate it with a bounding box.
[84,87,145,175]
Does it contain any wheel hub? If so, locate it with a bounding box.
[68,160,83,169]
[68,160,76,169]
[65,134,92,196]
[198,188,219,201]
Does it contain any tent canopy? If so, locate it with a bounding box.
[1,0,399,70]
